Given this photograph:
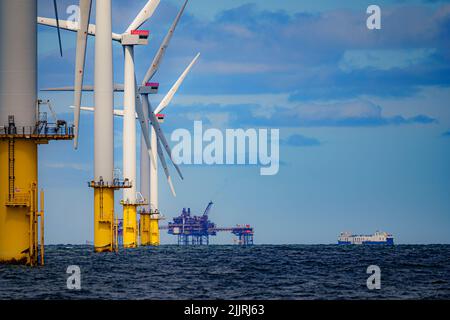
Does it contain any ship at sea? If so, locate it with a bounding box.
[338,231,394,245]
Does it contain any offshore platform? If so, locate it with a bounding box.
[164,202,254,245]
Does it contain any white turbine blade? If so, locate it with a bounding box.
[135,86,157,168]
[144,95,184,180]
[154,52,200,114]
[37,17,78,32]
[156,137,176,197]
[73,0,92,149]
[41,85,94,91]
[41,84,124,92]
[70,106,125,117]
[80,106,95,112]
[37,17,121,41]
[136,94,157,168]
[142,0,189,84]
[39,17,122,45]
[126,0,160,33]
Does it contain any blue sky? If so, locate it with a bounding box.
[37,0,450,244]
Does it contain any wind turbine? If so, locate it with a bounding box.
[39,0,133,252]
[38,0,188,192]
[39,0,192,248]
[91,0,120,253]
[138,54,200,246]
[76,53,200,246]
[140,53,200,201]
[37,0,156,155]
[72,0,196,246]
[40,0,160,249]
[74,46,198,200]
[137,0,190,197]
[116,0,161,249]
[135,0,191,246]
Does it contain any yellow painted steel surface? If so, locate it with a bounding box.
[122,205,137,248]
[94,188,115,252]
[114,217,119,252]
[39,189,44,266]
[0,140,37,264]
[149,217,160,246]
[139,214,151,246]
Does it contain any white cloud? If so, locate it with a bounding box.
[339,48,437,72]
[294,100,382,121]
[172,93,292,109]
[197,61,289,74]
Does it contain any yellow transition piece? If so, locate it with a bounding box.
[149,216,160,246]
[122,204,137,248]
[93,188,115,252]
[139,213,151,246]
[0,140,38,264]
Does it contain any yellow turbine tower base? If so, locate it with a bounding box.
[122,203,138,248]
[0,140,37,264]
[0,140,45,266]
[90,180,131,253]
[93,188,115,253]
[149,215,160,246]
[0,124,73,265]
[139,213,151,246]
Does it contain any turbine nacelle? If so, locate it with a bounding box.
[121,30,150,46]
[139,82,159,94]
[156,114,165,123]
